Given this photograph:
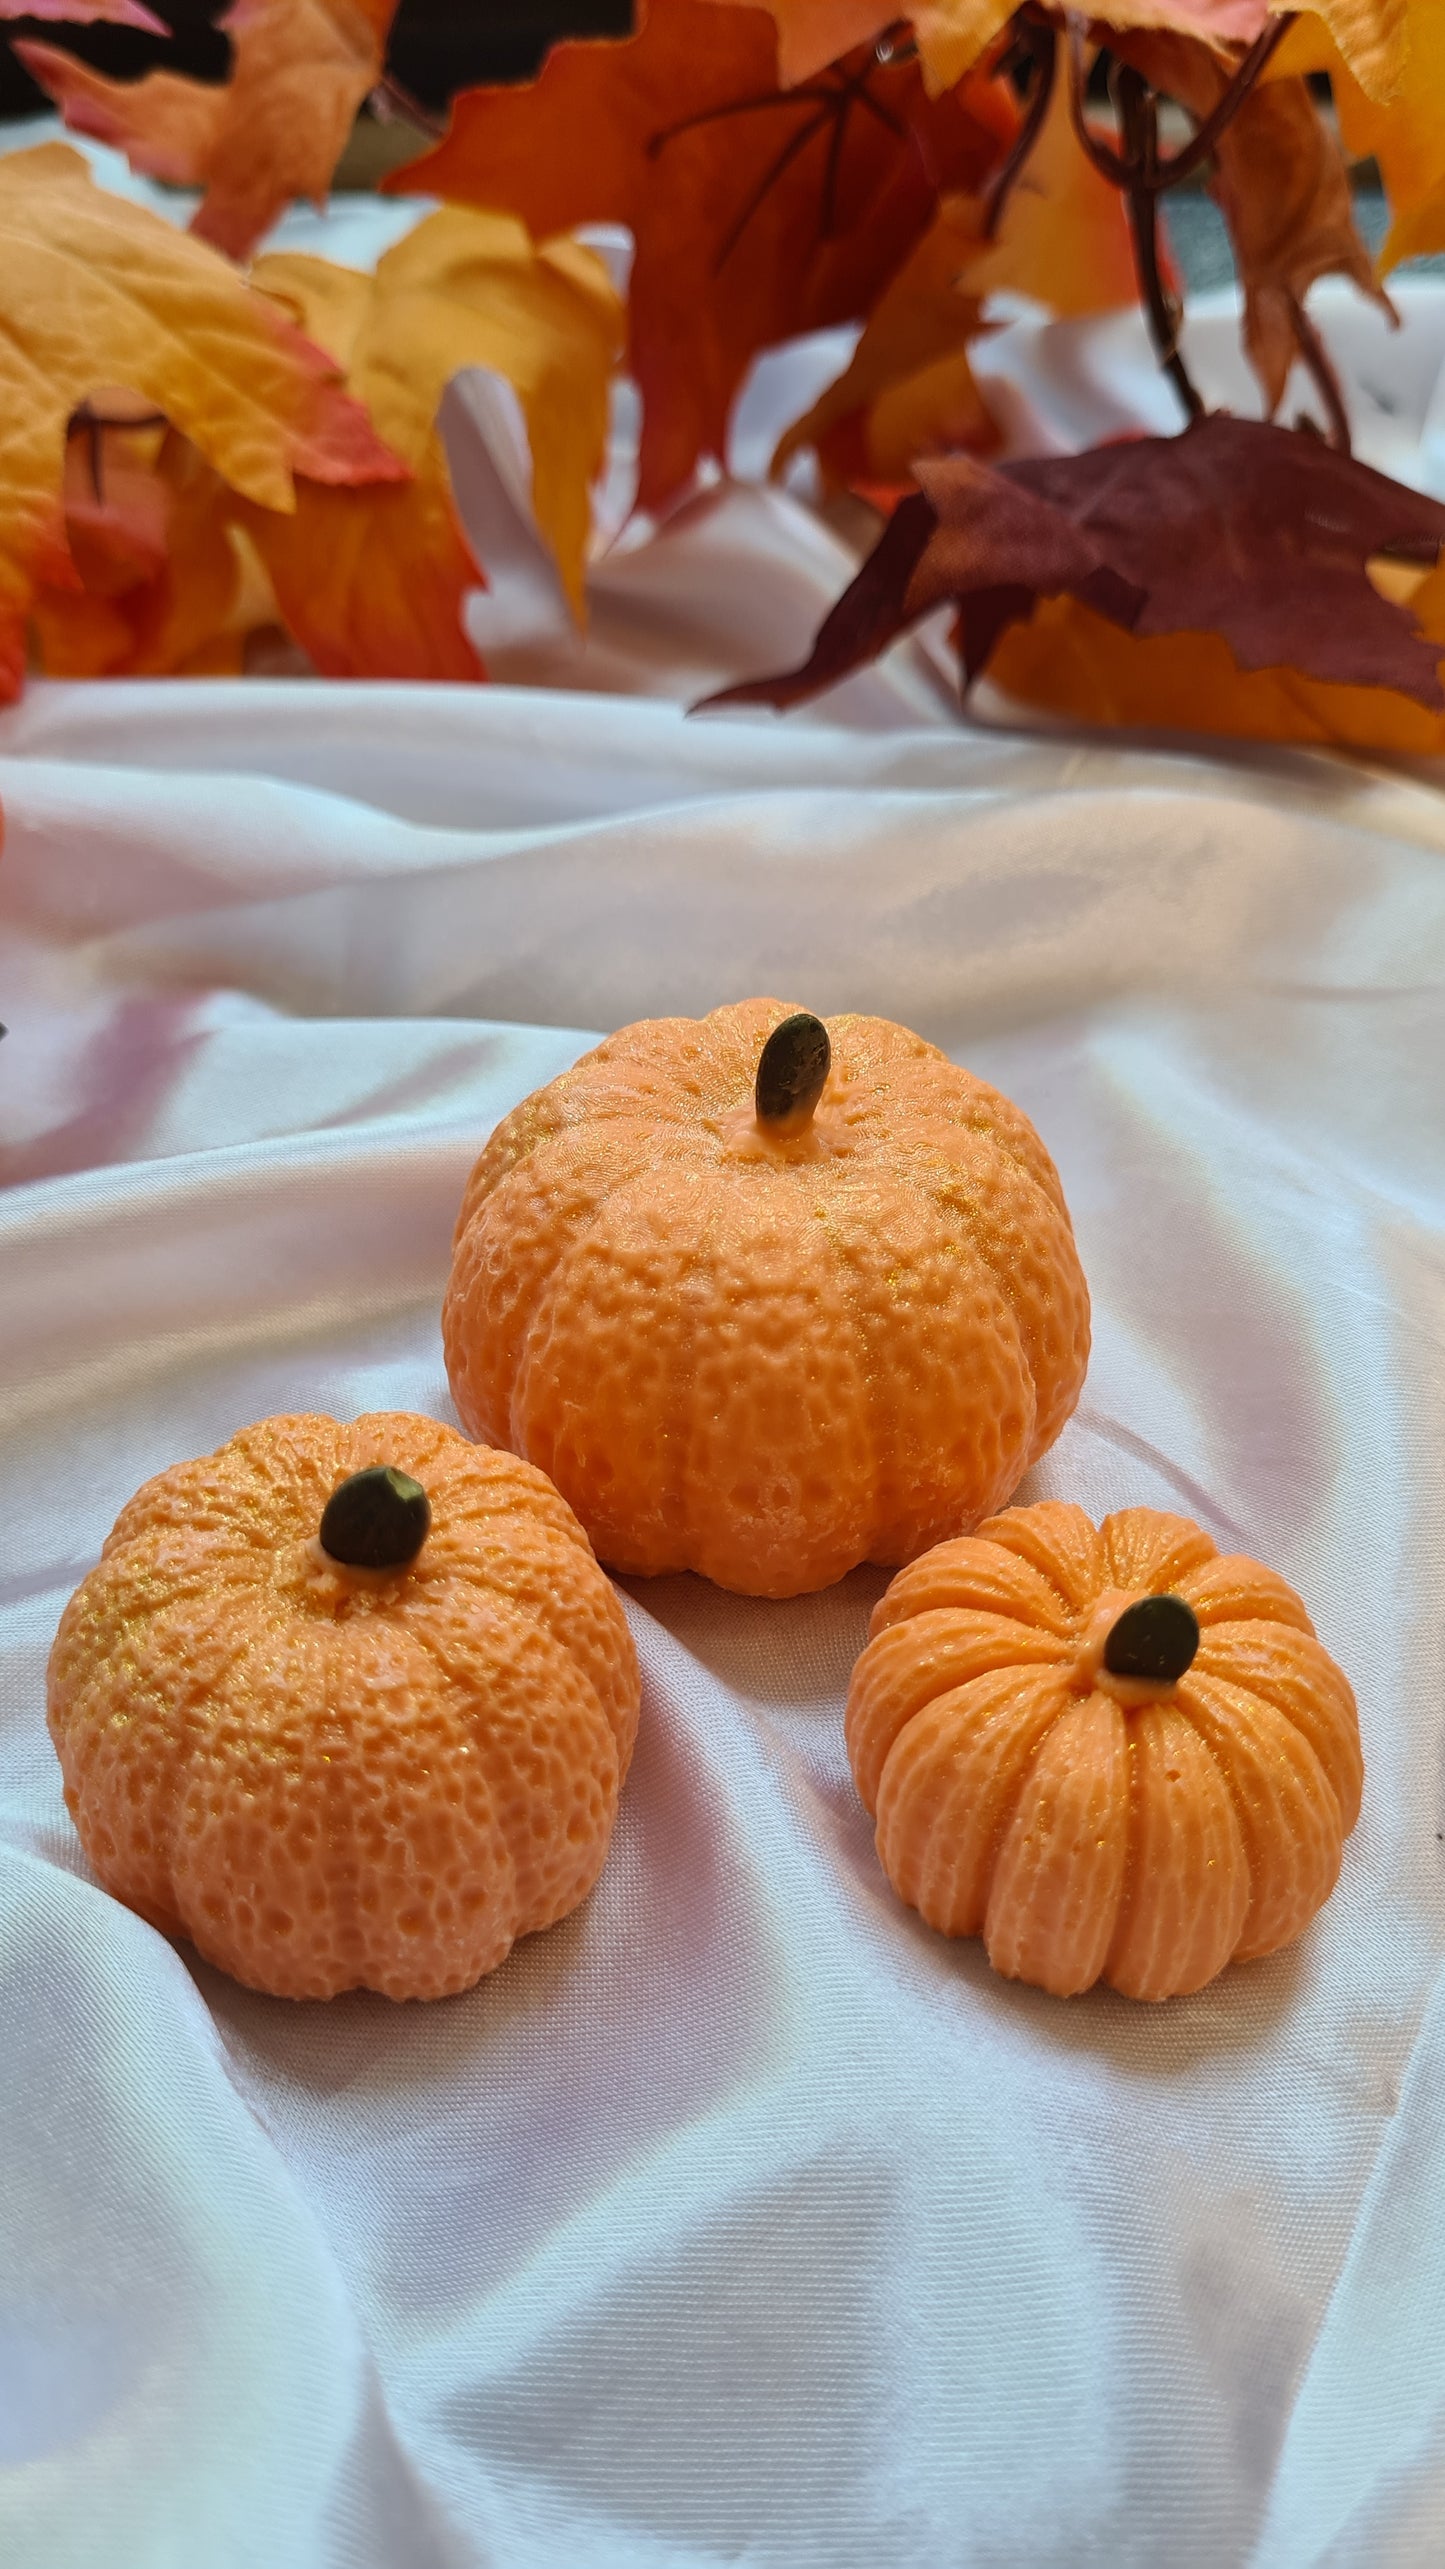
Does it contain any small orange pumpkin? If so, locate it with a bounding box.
[846,1500,1362,2000]
[443,999,1090,1597]
[47,1412,640,2001]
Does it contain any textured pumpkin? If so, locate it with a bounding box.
[846,1501,1362,2001]
[47,1413,641,2001]
[443,999,1090,1598]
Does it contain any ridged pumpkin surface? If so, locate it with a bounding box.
[846,1501,1362,2001]
[47,1413,640,2001]
[443,998,1090,1597]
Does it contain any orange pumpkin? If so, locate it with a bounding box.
[846,1500,1362,2000]
[443,999,1090,1597]
[47,1412,640,2001]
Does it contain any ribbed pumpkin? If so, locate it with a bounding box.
[846,1500,1362,2001]
[47,1413,640,2001]
[443,999,1090,1597]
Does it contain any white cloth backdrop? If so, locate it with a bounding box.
[3,152,1445,2569]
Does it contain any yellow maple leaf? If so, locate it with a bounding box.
[246,208,623,678]
[712,0,1298,94]
[1280,0,1410,100]
[967,66,1140,316]
[1277,6,1445,266]
[715,0,1411,99]
[0,143,400,701]
[16,0,400,263]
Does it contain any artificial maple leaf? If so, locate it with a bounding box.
[1284,0,1410,99]
[707,417,1445,717]
[1277,9,1445,270]
[772,198,997,492]
[967,64,1141,316]
[773,65,1138,493]
[31,421,248,677]
[385,0,1017,515]
[986,569,1445,754]
[0,143,402,701]
[245,209,623,679]
[709,0,1275,97]
[0,1,165,24]
[1110,37,1387,415]
[16,0,400,264]
[718,0,1412,98]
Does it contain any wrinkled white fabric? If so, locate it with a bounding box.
[3,133,1445,2568]
[5,669,1445,2569]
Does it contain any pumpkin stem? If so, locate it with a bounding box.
[755,1011,831,1136]
[1103,1593,1200,1685]
[320,1467,431,1571]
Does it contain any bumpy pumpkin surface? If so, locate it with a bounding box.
[47,1413,641,2001]
[846,1501,1362,2001]
[443,999,1090,1598]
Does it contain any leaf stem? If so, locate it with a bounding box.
[1062,14,1298,430]
[982,18,1057,243]
[1155,17,1294,192]
[67,400,168,507]
[1113,62,1204,422]
[648,85,840,156]
[1285,290,1352,451]
[649,52,913,270]
[1064,16,1129,186]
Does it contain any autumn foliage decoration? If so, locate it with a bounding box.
[7,0,1445,749]
[387,0,1019,515]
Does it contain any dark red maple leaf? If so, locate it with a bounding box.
[706,415,1445,711]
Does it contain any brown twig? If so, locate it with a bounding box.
[1062,12,1303,432]
[1112,61,1203,421]
[67,400,168,506]
[1157,16,1294,191]
[982,18,1058,243]
[1284,290,1352,451]
[1064,16,1129,186]
[1064,10,1296,197]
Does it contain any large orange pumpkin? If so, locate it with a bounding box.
[443,999,1090,1597]
[846,1500,1362,2001]
[48,1412,641,2001]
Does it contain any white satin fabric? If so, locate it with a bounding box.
[3,160,1445,2569]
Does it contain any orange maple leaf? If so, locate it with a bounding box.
[1278,6,1445,268]
[16,0,399,263]
[774,67,1136,495]
[773,199,999,493]
[32,421,252,678]
[0,144,401,701]
[967,63,1140,317]
[385,0,1016,516]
